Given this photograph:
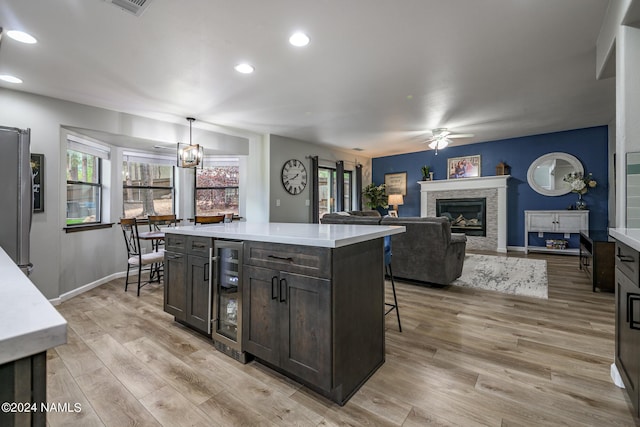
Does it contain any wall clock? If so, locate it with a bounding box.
[281,158,308,195]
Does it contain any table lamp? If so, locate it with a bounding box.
[388,194,404,211]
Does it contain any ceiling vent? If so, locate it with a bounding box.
[105,0,152,17]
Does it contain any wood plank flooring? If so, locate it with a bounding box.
[47,251,640,426]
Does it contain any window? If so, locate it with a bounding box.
[318,167,352,220]
[65,135,110,227]
[195,158,239,215]
[66,150,101,225]
[123,156,174,219]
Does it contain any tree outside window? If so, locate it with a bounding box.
[66,149,101,225]
[122,161,174,218]
[195,162,239,215]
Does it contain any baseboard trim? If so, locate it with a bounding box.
[49,271,127,305]
[507,246,526,252]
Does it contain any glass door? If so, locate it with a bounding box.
[213,240,243,346]
[318,167,352,221]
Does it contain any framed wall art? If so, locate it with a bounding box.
[447,155,481,179]
[384,172,407,195]
[31,153,44,212]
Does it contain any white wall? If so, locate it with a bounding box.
[616,25,640,227]
[598,0,640,227]
[0,88,269,299]
[269,134,372,223]
[608,119,617,226]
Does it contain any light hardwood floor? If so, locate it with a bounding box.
[47,251,640,426]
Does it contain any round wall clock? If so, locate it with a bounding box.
[281,158,308,195]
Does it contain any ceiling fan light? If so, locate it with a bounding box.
[428,138,450,150]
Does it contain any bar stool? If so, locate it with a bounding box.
[384,235,402,332]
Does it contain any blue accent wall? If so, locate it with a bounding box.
[372,126,609,248]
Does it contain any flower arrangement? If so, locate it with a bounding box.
[362,183,388,209]
[563,171,597,195]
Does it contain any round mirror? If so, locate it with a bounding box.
[527,152,583,196]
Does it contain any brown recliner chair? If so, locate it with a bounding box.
[379,216,466,285]
[321,212,466,285]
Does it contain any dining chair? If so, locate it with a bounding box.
[194,214,225,224]
[120,218,165,296]
[148,214,178,231]
[384,235,402,332]
[147,214,177,249]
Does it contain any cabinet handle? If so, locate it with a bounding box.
[204,262,209,282]
[629,294,640,330]
[167,254,182,259]
[279,278,287,303]
[271,276,278,300]
[268,255,294,263]
[617,254,635,263]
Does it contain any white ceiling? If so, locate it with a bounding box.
[0,0,615,157]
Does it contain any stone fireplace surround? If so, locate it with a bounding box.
[420,176,510,252]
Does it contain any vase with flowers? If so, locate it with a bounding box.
[563,171,597,210]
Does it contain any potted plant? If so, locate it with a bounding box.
[362,183,389,210]
[421,165,431,181]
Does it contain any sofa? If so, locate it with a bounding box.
[321,211,467,285]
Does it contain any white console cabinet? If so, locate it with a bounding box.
[524,210,589,255]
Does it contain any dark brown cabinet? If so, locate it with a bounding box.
[615,240,640,418]
[164,234,213,334]
[580,230,615,292]
[244,265,331,389]
[164,250,186,319]
[186,254,212,332]
[242,239,384,405]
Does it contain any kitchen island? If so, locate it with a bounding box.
[0,247,67,427]
[163,222,405,405]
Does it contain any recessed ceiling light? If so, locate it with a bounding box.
[6,30,37,44]
[289,32,310,47]
[234,63,254,74]
[0,75,23,84]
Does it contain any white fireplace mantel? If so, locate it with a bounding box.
[419,175,511,252]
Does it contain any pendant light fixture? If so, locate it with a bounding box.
[177,117,204,168]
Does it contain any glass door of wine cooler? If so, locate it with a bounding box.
[212,240,243,352]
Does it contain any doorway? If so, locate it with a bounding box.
[318,167,352,221]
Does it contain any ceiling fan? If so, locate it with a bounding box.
[422,128,474,154]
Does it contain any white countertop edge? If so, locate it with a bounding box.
[0,322,67,365]
[0,247,67,365]
[165,223,406,248]
[609,228,640,252]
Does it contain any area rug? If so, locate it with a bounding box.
[450,254,548,299]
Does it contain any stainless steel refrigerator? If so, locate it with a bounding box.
[0,126,33,275]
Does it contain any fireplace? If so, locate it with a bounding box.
[436,198,486,236]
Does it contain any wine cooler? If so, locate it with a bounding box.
[211,240,250,363]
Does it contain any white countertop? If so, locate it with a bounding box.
[0,247,67,365]
[610,228,640,252]
[165,222,406,248]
